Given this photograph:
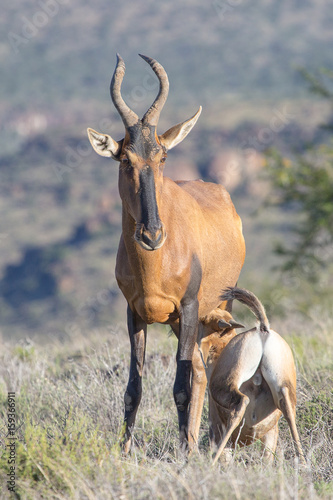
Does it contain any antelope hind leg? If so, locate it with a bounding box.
[279,386,306,465]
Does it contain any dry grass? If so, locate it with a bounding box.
[0,315,332,499]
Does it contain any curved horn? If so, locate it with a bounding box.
[139,54,169,127]
[110,54,139,129]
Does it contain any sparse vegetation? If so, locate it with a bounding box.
[0,317,332,499]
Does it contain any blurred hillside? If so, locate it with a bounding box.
[1,0,333,340]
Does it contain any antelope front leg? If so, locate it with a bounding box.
[121,305,147,454]
[173,299,199,451]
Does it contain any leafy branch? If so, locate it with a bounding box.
[264,69,333,278]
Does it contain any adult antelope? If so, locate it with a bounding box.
[87,54,245,453]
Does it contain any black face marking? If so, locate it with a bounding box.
[127,122,161,159]
[139,166,161,233]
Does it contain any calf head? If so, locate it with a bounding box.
[200,309,244,379]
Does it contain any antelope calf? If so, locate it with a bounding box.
[199,287,305,465]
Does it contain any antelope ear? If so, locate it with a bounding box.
[87,128,122,159]
[229,319,245,329]
[218,319,231,329]
[159,106,202,150]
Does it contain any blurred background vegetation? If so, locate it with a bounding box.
[1,0,333,340]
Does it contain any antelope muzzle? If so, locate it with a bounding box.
[135,222,167,251]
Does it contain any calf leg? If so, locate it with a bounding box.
[211,390,250,465]
[187,342,207,452]
[279,386,306,465]
[121,305,147,454]
[261,423,279,463]
[173,299,199,450]
[209,394,224,450]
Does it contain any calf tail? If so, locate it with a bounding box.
[221,287,270,334]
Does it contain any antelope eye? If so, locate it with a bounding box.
[160,156,167,164]
[121,157,129,165]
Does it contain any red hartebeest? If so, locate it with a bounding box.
[199,287,305,465]
[87,54,245,453]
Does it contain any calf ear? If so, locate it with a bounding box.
[159,107,202,150]
[229,319,245,329]
[218,319,232,329]
[87,128,122,159]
